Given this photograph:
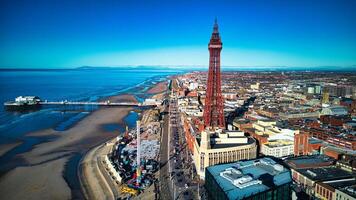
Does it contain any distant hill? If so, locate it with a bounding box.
[76,65,356,72]
[76,66,179,70]
[1,65,354,72]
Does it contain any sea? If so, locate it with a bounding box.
[0,67,181,196]
[0,67,181,139]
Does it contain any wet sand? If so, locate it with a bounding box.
[0,94,137,200]
[0,142,22,157]
[108,93,138,103]
[0,157,71,200]
[147,81,167,94]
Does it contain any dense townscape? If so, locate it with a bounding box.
[94,70,356,200]
[95,21,356,200]
[1,2,355,199]
[173,70,356,199]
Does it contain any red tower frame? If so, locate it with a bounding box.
[203,19,225,128]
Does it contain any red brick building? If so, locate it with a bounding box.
[294,131,309,156]
[320,115,350,127]
[315,182,335,200]
[183,118,196,153]
[242,127,268,152]
[304,128,356,150]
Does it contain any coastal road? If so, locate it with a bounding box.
[169,78,203,200]
[169,97,196,200]
[159,104,173,200]
[159,78,199,200]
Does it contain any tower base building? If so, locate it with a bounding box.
[193,128,257,179]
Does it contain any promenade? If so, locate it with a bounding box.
[79,139,120,200]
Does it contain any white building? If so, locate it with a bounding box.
[188,82,199,90]
[261,140,294,158]
[15,96,40,104]
[307,87,315,94]
[144,98,162,106]
[250,82,260,90]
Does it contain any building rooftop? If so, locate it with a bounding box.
[309,137,323,144]
[323,145,356,156]
[210,137,256,149]
[206,158,292,200]
[196,137,256,149]
[296,166,353,181]
[331,180,356,199]
[285,155,335,169]
[264,140,294,148]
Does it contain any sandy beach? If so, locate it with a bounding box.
[0,94,137,200]
[147,81,168,94]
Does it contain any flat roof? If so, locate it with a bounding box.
[333,180,356,198]
[258,119,275,122]
[309,137,323,144]
[210,137,255,149]
[196,137,256,149]
[296,167,353,181]
[264,141,293,148]
[206,158,292,200]
[327,179,356,189]
[285,155,335,169]
[323,145,356,156]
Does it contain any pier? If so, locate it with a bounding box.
[4,96,158,110]
[39,101,142,107]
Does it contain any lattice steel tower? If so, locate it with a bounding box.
[203,19,225,128]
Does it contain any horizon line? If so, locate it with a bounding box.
[0,64,356,70]
[0,65,355,72]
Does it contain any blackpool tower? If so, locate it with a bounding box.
[203,19,225,129]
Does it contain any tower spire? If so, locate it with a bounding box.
[213,17,219,33]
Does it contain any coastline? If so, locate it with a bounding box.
[79,79,169,199]
[0,79,170,200]
[147,81,168,94]
[0,94,136,200]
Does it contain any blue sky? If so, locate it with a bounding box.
[0,0,355,68]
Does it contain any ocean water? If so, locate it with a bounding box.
[0,68,179,167]
[0,68,179,141]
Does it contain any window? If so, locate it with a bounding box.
[200,153,205,171]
